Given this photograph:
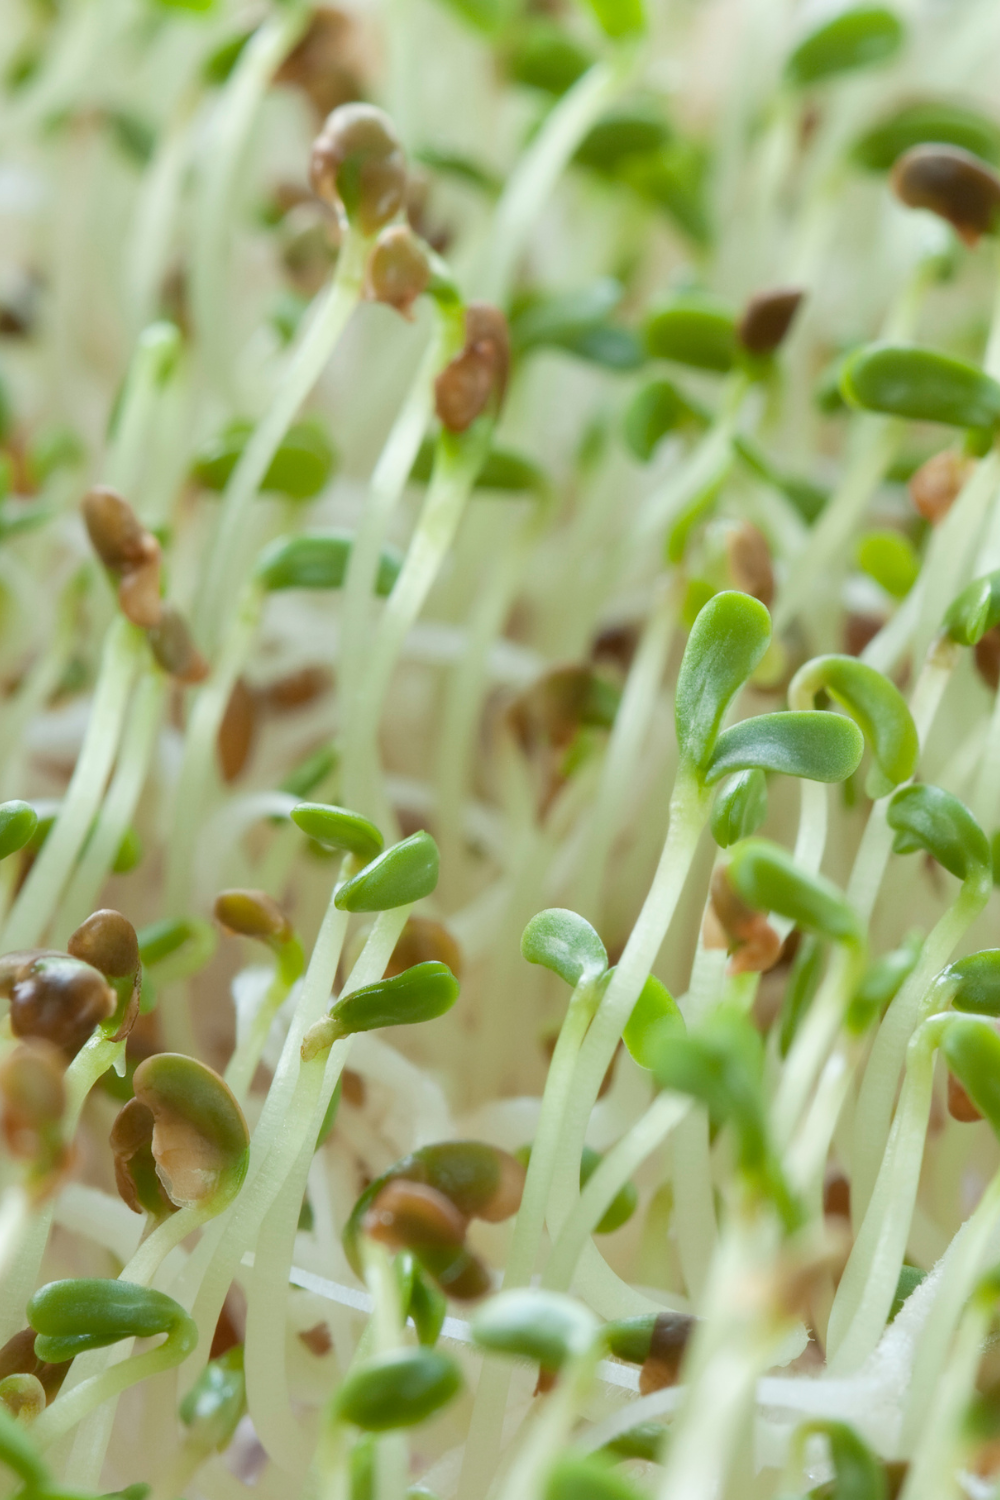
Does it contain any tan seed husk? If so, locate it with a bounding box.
[434,303,510,433]
[68,908,140,979]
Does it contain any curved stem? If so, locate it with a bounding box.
[195,228,368,653]
[1,617,145,951]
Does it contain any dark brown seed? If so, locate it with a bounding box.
[299,1322,333,1356]
[909,448,973,523]
[9,956,116,1058]
[147,606,210,684]
[68,909,140,979]
[478,1148,526,1222]
[892,145,1000,245]
[0,950,47,999]
[429,1246,493,1301]
[434,303,510,434]
[823,1169,851,1220]
[975,627,1000,692]
[274,7,365,119]
[81,487,151,571]
[366,224,431,317]
[363,1178,469,1251]
[639,1311,695,1393]
[0,1327,68,1402]
[384,917,463,981]
[948,1070,983,1122]
[309,103,407,235]
[737,287,804,356]
[117,550,163,628]
[260,666,332,710]
[217,677,257,782]
[726,522,774,607]
[214,888,292,944]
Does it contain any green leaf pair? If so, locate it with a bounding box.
[841,344,1000,431]
[471,1288,598,1370]
[255,531,401,595]
[887,783,991,883]
[28,1280,196,1364]
[335,830,440,912]
[727,839,863,948]
[193,418,337,500]
[334,1347,461,1431]
[318,961,460,1047]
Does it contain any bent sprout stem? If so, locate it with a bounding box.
[195,227,368,653]
[1,617,146,951]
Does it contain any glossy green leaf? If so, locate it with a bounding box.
[255,531,401,594]
[645,296,737,372]
[334,830,440,912]
[946,949,1000,1015]
[579,1145,637,1233]
[471,1289,598,1368]
[785,6,905,87]
[545,1454,646,1500]
[28,1280,196,1363]
[841,344,1000,429]
[623,379,701,461]
[623,973,684,1068]
[0,800,37,860]
[727,838,863,946]
[575,105,670,176]
[852,101,1000,172]
[291,803,384,864]
[583,0,644,40]
[193,419,337,499]
[943,569,1000,645]
[710,768,768,848]
[179,1346,246,1452]
[674,590,772,773]
[887,783,991,881]
[508,23,593,96]
[704,710,864,785]
[797,1419,887,1500]
[520,908,607,987]
[334,1347,462,1430]
[602,1314,656,1364]
[942,1017,1000,1138]
[856,529,920,599]
[326,961,459,1039]
[788,654,919,796]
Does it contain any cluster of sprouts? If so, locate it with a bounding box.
[8,0,1000,1497]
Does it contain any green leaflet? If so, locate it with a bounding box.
[645,295,737,372]
[788,654,918,797]
[334,1347,462,1430]
[946,949,1000,1015]
[704,711,864,785]
[471,1288,597,1368]
[796,1419,888,1500]
[192,418,337,500]
[28,1279,196,1363]
[623,973,684,1068]
[520,907,607,987]
[710,768,768,848]
[334,830,440,911]
[291,803,384,863]
[941,1018,1000,1139]
[852,101,1000,172]
[887,783,991,882]
[674,591,772,773]
[255,531,401,594]
[0,800,37,860]
[726,839,863,947]
[785,6,904,87]
[943,569,1000,645]
[841,343,1000,429]
[326,961,460,1038]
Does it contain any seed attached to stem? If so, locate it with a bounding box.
[366,224,432,316]
[309,102,407,234]
[110,1098,177,1218]
[908,448,973,523]
[892,145,1000,244]
[434,303,510,433]
[132,1053,250,1211]
[0,1040,66,1187]
[67,909,140,980]
[737,287,804,356]
[9,955,116,1058]
[147,605,209,684]
[638,1310,697,1393]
